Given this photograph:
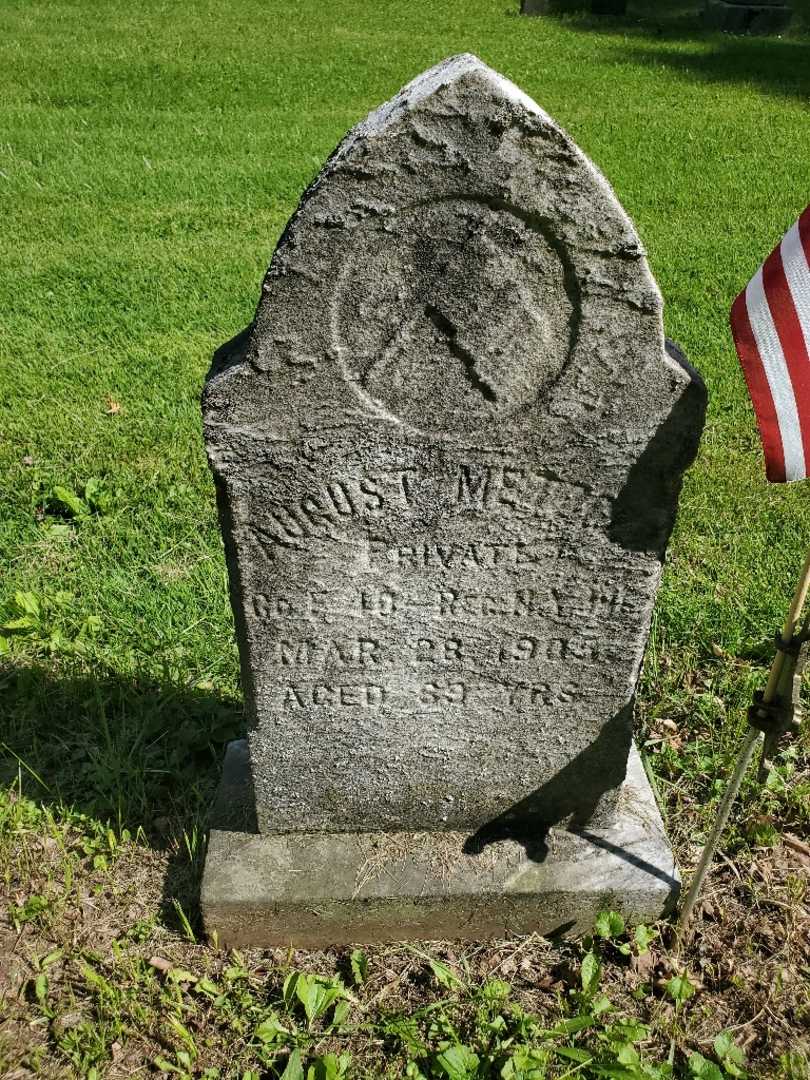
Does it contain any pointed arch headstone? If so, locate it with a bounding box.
[200,55,705,946]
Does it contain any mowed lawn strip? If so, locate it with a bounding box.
[1,1,809,1076]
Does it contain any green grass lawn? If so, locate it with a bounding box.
[1,1,809,1076]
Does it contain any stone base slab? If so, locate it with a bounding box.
[200,741,678,948]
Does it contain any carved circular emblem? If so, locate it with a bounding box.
[330,198,577,434]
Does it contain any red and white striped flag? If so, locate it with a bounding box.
[731,205,810,482]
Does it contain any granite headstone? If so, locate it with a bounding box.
[200,54,705,946]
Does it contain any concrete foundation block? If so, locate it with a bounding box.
[201,741,678,948]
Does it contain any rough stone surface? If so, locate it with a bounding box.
[203,54,705,846]
[704,0,792,31]
[202,740,678,947]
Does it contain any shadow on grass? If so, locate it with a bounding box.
[618,35,810,102]
[0,660,243,933]
[537,0,810,102]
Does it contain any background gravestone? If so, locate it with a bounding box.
[704,0,792,34]
[520,1,628,14]
[200,54,705,947]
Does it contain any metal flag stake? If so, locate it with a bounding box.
[677,203,810,943]
[677,549,810,941]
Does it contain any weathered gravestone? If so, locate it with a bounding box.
[200,54,705,947]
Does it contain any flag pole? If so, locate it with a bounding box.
[676,545,810,943]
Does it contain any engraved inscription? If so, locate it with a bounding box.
[255,471,413,547]
[413,637,463,663]
[506,682,577,707]
[283,684,386,707]
[455,464,590,509]
[438,587,562,618]
[370,541,543,571]
[419,681,467,705]
[253,591,332,619]
[360,588,399,615]
[247,461,609,557]
[274,638,380,667]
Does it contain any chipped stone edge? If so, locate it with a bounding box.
[200,742,679,948]
[339,54,548,151]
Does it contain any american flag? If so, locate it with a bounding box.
[731,205,810,482]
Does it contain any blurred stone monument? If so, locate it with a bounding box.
[200,54,705,947]
[521,1,627,14]
[704,0,792,33]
